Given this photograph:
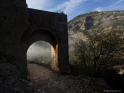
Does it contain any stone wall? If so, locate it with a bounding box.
[0,0,69,78]
[20,8,70,76]
[0,0,28,78]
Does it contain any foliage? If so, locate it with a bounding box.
[72,29,124,77]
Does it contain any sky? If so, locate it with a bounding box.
[26,0,124,61]
[26,0,124,21]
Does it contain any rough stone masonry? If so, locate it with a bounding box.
[0,0,70,79]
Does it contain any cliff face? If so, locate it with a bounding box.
[68,10,124,60]
[68,10,124,34]
[68,10,124,61]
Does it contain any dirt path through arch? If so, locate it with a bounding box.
[27,63,110,93]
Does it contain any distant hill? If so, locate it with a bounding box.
[68,10,124,49]
[68,10,124,34]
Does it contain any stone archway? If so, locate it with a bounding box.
[24,29,59,70]
[16,9,70,76]
[20,29,60,78]
[0,0,70,79]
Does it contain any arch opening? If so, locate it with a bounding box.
[19,29,60,79]
[27,41,51,65]
[25,29,59,70]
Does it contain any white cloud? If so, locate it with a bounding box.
[26,0,50,9]
[111,3,124,10]
[94,7,102,11]
[108,0,124,9]
[106,0,124,10]
[48,0,87,14]
[94,0,124,12]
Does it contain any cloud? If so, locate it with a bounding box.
[94,0,124,12]
[108,0,124,9]
[106,0,124,11]
[26,0,50,9]
[94,7,102,11]
[48,0,87,14]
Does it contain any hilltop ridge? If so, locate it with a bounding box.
[68,10,124,34]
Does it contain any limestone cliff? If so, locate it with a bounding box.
[68,10,124,34]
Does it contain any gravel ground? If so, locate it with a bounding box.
[27,64,111,93]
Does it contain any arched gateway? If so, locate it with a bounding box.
[19,9,70,78]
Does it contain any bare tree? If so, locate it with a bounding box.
[73,29,124,77]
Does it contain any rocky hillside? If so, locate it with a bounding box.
[68,10,124,34]
[68,10,124,53]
